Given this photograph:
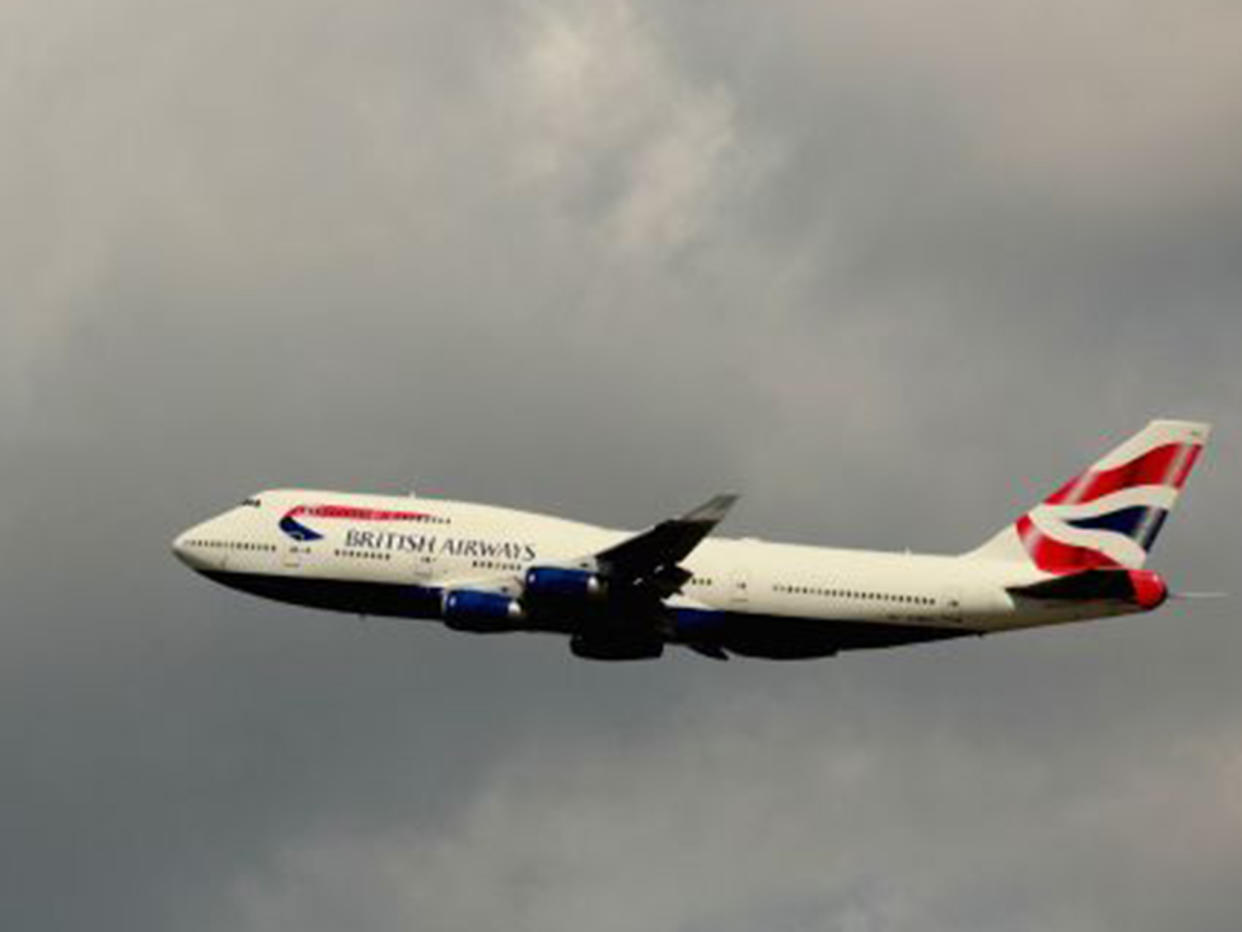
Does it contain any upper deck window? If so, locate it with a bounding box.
[241,498,262,507]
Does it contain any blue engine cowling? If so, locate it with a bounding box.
[524,567,608,600]
[441,590,526,632]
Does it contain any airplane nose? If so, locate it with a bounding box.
[172,523,214,570]
[171,530,192,565]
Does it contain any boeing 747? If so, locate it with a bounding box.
[172,419,1210,660]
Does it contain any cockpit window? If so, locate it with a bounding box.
[241,498,262,507]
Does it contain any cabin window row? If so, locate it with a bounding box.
[334,549,392,561]
[773,583,935,606]
[184,539,277,552]
[472,559,523,572]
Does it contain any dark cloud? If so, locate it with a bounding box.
[2,1,1240,930]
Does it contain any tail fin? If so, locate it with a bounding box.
[968,419,1211,574]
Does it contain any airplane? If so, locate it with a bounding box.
[172,419,1211,661]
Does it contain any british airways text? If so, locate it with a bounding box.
[344,529,537,561]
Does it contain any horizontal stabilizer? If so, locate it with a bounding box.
[1008,570,1139,601]
[1008,568,1169,609]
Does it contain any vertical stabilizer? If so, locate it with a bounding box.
[967,420,1211,574]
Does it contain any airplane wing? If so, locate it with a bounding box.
[594,493,738,595]
[444,494,740,659]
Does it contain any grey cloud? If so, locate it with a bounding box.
[2,0,1240,930]
[231,668,1242,932]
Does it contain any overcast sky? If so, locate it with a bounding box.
[3,1,1241,930]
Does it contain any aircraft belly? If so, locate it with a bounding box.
[673,607,973,659]
[200,571,443,621]
[198,570,979,658]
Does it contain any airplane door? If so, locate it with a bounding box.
[940,583,964,622]
[283,542,306,569]
[729,568,750,606]
[410,554,433,584]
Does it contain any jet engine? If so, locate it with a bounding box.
[524,567,609,600]
[441,589,526,632]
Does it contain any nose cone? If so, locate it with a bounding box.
[171,523,215,571]
[171,529,194,566]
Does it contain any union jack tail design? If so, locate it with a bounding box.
[968,420,1211,575]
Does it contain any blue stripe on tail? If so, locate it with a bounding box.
[1066,506,1169,550]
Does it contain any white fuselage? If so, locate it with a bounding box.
[173,489,1147,658]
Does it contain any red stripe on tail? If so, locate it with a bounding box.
[1044,443,1200,506]
[1016,514,1123,574]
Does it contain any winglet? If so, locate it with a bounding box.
[682,493,740,525]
